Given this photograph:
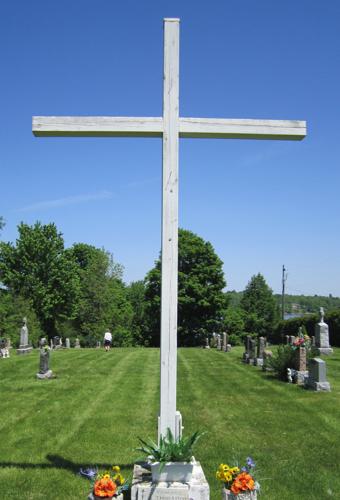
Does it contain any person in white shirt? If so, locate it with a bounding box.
[103,330,112,351]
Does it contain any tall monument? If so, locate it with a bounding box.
[17,317,32,355]
[315,307,333,355]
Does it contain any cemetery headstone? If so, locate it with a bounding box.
[17,317,32,355]
[254,336,266,366]
[305,358,331,391]
[243,335,251,363]
[293,346,308,385]
[50,339,53,349]
[74,338,81,348]
[222,332,228,352]
[226,344,232,352]
[0,338,10,358]
[53,336,62,349]
[36,338,53,379]
[315,307,333,355]
[65,338,70,348]
[289,335,295,345]
[216,334,222,351]
[248,338,256,365]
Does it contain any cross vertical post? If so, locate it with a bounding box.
[159,18,181,440]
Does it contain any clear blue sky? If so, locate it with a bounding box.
[1,0,339,296]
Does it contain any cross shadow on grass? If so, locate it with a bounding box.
[0,454,134,474]
[0,455,135,500]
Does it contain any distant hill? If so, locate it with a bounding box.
[225,290,340,314]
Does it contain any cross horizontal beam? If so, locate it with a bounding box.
[33,116,306,140]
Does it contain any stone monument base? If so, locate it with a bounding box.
[242,353,249,363]
[131,461,209,500]
[226,344,232,352]
[254,358,263,367]
[306,380,331,392]
[317,347,333,356]
[293,370,309,386]
[17,346,33,355]
[88,493,123,500]
[36,370,53,379]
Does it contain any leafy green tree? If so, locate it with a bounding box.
[0,290,43,347]
[144,229,227,346]
[126,280,147,345]
[0,222,80,337]
[240,273,279,337]
[224,307,245,345]
[67,243,133,346]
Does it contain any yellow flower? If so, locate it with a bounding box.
[230,467,240,474]
[103,474,110,480]
[113,473,125,485]
[112,465,120,472]
[224,472,232,482]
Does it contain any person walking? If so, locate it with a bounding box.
[103,329,112,352]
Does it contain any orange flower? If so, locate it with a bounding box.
[94,477,117,497]
[230,472,255,494]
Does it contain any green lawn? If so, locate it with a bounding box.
[1,347,339,499]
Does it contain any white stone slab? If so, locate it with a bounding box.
[131,461,209,500]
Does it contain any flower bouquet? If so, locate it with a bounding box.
[216,457,260,499]
[80,465,128,499]
[292,335,310,349]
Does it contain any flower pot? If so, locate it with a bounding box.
[222,488,257,500]
[150,462,193,483]
[88,493,124,500]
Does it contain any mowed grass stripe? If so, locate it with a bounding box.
[1,347,340,500]
[177,348,340,500]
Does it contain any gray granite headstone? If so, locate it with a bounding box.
[17,317,32,355]
[243,335,251,362]
[248,338,256,364]
[74,338,81,348]
[222,332,227,352]
[315,308,333,355]
[36,338,53,379]
[216,334,222,351]
[65,338,70,348]
[254,336,266,366]
[306,358,330,391]
[205,337,210,349]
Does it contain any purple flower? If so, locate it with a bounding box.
[246,457,255,468]
[79,467,98,480]
[241,467,247,472]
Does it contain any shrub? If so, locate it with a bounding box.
[267,345,296,380]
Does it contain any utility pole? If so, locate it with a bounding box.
[281,265,287,320]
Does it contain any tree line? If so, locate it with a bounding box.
[0,220,338,347]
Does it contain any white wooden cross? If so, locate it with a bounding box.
[32,18,306,440]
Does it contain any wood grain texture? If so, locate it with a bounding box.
[159,18,180,439]
[33,116,306,140]
[179,117,306,140]
[32,116,163,137]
